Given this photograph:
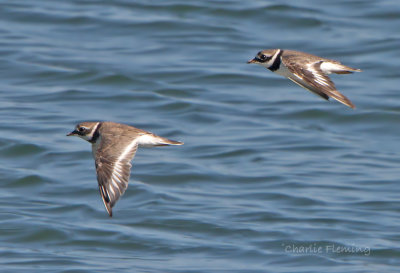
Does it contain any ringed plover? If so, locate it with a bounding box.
[248,49,361,108]
[67,121,183,217]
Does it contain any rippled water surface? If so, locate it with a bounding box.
[1,0,400,272]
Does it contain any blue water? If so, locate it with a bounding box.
[0,0,399,272]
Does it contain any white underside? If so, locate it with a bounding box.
[91,135,102,159]
[274,63,293,78]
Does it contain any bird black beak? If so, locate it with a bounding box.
[67,130,78,136]
[247,58,257,64]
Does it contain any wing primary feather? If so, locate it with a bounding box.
[99,185,113,217]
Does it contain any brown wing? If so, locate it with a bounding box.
[95,135,139,217]
[286,60,355,108]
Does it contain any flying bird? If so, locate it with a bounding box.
[67,121,183,217]
[248,49,361,108]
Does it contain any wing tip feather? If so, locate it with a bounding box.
[99,185,113,217]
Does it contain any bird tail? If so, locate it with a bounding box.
[332,65,362,74]
[158,137,184,146]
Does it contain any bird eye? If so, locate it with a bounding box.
[260,54,267,61]
[78,127,85,132]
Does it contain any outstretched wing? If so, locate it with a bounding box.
[95,137,138,217]
[286,61,355,109]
